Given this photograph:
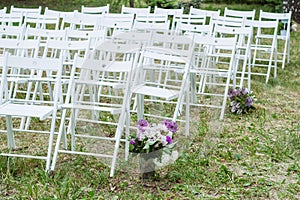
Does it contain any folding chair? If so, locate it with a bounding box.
[190,35,238,120]
[50,41,141,177]
[130,44,193,138]
[259,10,292,69]
[245,19,279,83]
[0,52,64,171]
[213,24,253,89]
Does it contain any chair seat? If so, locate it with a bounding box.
[62,103,122,114]
[132,85,179,101]
[0,103,54,120]
[104,61,133,72]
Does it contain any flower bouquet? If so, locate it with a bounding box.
[228,87,256,114]
[128,119,178,179]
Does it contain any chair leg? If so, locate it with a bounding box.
[6,115,16,149]
[50,109,68,171]
[46,110,58,171]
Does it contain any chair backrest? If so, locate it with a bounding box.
[112,31,152,47]
[174,23,213,36]
[245,19,278,39]
[224,7,256,20]
[66,28,106,50]
[0,51,63,106]
[43,39,90,64]
[154,6,184,16]
[259,10,292,37]
[0,13,23,27]
[211,15,246,30]
[0,38,40,58]
[60,11,102,30]
[133,14,170,32]
[24,13,60,30]
[150,32,194,58]
[10,5,42,16]
[189,7,221,25]
[81,4,109,14]
[0,25,26,39]
[172,13,206,31]
[98,13,134,36]
[24,26,66,54]
[121,5,151,16]
[44,7,77,19]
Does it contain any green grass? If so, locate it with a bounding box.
[0,2,300,199]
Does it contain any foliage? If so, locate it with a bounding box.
[228,88,256,114]
[128,119,178,154]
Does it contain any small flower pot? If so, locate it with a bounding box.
[139,151,162,180]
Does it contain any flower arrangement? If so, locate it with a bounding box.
[228,87,256,114]
[129,119,178,154]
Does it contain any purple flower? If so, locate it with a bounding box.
[166,121,178,133]
[130,139,136,145]
[166,135,172,144]
[137,119,148,130]
[245,97,253,107]
[162,119,171,126]
[241,88,248,95]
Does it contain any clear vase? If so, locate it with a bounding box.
[139,151,161,180]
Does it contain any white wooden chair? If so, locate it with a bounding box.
[190,35,238,119]
[245,19,279,83]
[81,4,109,15]
[130,43,193,137]
[0,52,64,171]
[213,23,253,89]
[50,42,141,177]
[259,10,292,69]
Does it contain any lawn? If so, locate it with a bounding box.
[0,2,300,200]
